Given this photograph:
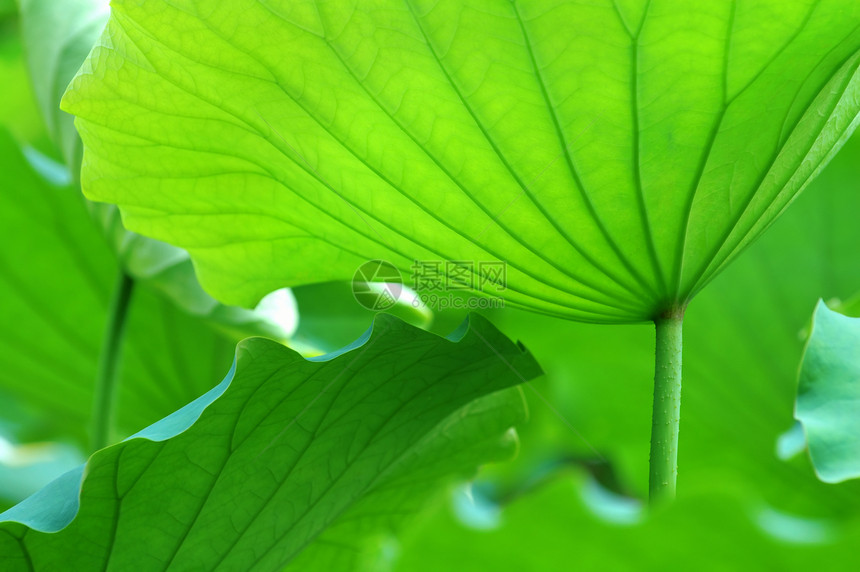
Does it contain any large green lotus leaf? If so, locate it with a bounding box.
[16,0,298,341]
[0,128,256,448]
[62,0,860,322]
[0,314,538,571]
[796,301,860,484]
[390,133,860,568]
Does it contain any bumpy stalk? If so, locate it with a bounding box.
[649,310,684,502]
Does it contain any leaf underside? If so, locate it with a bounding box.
[398,133,860,569]
[62,0,860,322]
[17,0,297,342]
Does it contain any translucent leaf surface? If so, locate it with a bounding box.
[63,0,860,322]
[393,132,860,571]
[17,0,297,340]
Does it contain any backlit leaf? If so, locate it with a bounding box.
[17,0,298,341]
[393,130,860,571]
[63,0,860,322]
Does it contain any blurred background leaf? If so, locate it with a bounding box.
[796,302,860,484]
[0,129,238,453]
[395,475,860,571]
[0,3,46,152]
[17,0,106,168]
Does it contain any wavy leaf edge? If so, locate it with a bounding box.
[0,311,515,535]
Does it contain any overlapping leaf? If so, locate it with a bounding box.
[0,315,538,570]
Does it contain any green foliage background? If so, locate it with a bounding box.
[1,1,860,570]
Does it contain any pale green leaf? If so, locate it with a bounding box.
[17,0,298,341]
[796,301,860,484]
[63,0,860,322]
[485,133,860,505]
